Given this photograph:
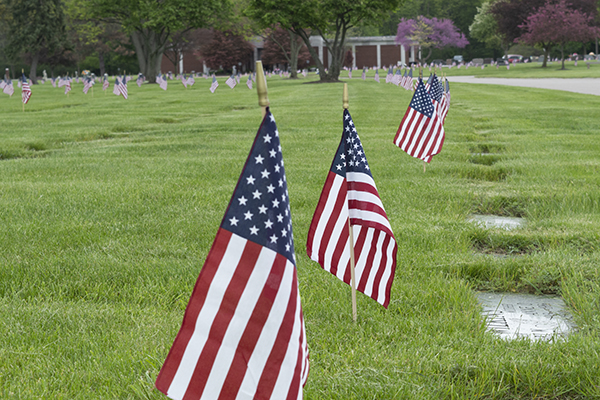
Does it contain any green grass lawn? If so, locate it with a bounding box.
[1,72,600,399]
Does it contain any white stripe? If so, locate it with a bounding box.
[236,259,295,399]
[376,238,396,305]
[406,119,432,155]
[403,116,428,154]
[350,207,393,232]
[323,201,349,273]
[308,175,344,260]
[167,234,246,400]
[397,109,417,147]
[202,246,277,399]
[347,188,385,212]
[352,225,373,285]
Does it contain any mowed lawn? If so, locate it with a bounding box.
[1,71,600,399]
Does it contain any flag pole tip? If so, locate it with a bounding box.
[255,61,269,111]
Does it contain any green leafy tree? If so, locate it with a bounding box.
[245,0,404,82]
[470,0,510,56]
[261,25,311,78]
[88,0,231,83]
[3,0,68,83]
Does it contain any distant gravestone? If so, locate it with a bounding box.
[468,215,526,230]
[477,292,576,341]
[472,58,484,66]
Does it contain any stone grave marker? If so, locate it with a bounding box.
[468,215,526,230]
[476,292,576,341]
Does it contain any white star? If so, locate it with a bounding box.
[246,176,255,185]
[265,219,274,229]
[345,126,350,132]
[261,169,270,179]
[270,234,278,243]
[238,196,248,206]
[252,190,262,199]
[269,149,277,158]
[345,114,350,120]
[341,154,346,160]
[336,164,342,170]
[281,228,287,237]
[277,214,284,222]
[274,164,280,173]
[255,154,264,164]
[244,211,253,220]
[258,205,268,214]
[229,216,239,226]
[285,243,290,251]
[272,199,280,208]
[269,115,275,122]
[281,193,286,202]
[263,134,272,143]
[278,179,283,187]
[250,225,259,235]
[274,129,279,137]
[266,184,275,193]
[347,137,352,143]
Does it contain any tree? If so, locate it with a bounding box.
[517,0,600,70]
[261,26,311,78]
[245,0,404,82]
[200,30,254,74]
[3,0,68,83]
[470,0,511,56]
[396,16,468,62]
[88,0,231,83]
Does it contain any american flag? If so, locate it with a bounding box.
[155,108,309,400]
[348,69,352,79]
[374,70,380,83]
[102,76,109,91]
[428,74,443,116]
[117,76,128,99]
[246,74,253,89]
[21,73,31,104]
[83,78,94,94]
[226,75,237,89]
[181,74,188,88]
[0,79,5,90]
[157,74,168,91]
[187,74,195,87]
[402,69,413,91]
[385,67,393,83]
[307,109,398,308]
[393,78,445,163]
[392,69,402,86]
[64,78,72,95]
[51,77,56,88]
[210,76,219,93]
[361,67,366,80]
[439,79,450,124]
[137,74,144,87]
[113,78,120,96]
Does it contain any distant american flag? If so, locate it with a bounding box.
[307,109,398,308]
[102,76,109,91]
[210,76,218,93]
[385,67,393,83]
[226,75,237,89]
[186,75,195,86]
[374,70,380,83]
[155,108,309,400]
[21,73,31,104]
[113,78,120,96]
[394,78,445,163]
[64,79,72,95]
[181,74,188,88]
[83,78,94,94]
[246,74,253,89]
[348,69,352,79]
[361,67,366,80]
[157,74,168,91]
[117,76,128,99]
[2,78,14,96]
[137,74,144,87]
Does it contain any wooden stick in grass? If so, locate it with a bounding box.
[255,61,269,117]
[343,82,358,323]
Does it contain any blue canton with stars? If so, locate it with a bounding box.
[330,109,373,178]
[410,79,435,119]
[429,74,443,103]
[222,109,296,265]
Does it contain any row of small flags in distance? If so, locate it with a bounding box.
[153,71,451,399]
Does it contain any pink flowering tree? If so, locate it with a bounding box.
[517,0,600,69]
[396,16,469,63]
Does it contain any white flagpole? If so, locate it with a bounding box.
[343,83,358,322]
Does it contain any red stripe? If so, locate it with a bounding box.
[395,110,419,147]
[155,228,232,394]
[306,172,336,258]
[347,181,378,198]
[254,272,299,399]
[217,254,287,400]
[382,241,398,308]
[181,240,262,400]
[285,307,305,400]
[348,199,387,220]
[357,229,381,293]
[369,234,391,304]
[328,218,349,277]
[315,175,347,266]
[401,113,426,152]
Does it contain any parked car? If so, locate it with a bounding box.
[453,55,464,63]
[503,54,523,63]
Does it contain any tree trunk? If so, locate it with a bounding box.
[542,46,550,68]
[130,28,169,84]
[29,52,39,84]
[99,51,106,76]
[288,30,300,79]
[294,28,329,81]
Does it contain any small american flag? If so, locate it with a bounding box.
[307,109,397,308]
[246,74,253,89]
[348,69,352,79]
[186,75,195,86]
[393,78,445,163]
[117,76,128,99]
[374,70,380,83]
[51,77,56,87]
[226,75,237,89]
[181,74,188,88]
[157,74,168,91]
[137,73,144,87]
[113,78,120,96]
[392,69,402,86]
[102,76,109,91]
[209,76,219,93]
[83,78,94,94]
[21,73,31,104]
[2,78,14,96]
[361,67,366,80]
[385,67,393,83]
[64,79,72,95]
[155,108,309,400]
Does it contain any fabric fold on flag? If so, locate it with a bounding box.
[393,78,445,163]
[307,109,398,308]
[156,108,309,400]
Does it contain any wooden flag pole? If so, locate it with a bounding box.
[256,61,269,117]
[343,83,358,323]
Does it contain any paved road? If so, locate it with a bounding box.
[448,76,600,96]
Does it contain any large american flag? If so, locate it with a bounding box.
[307,109,397,308]
[155,108,309,400]
[21,74,31,104]
[393,78,445,163]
